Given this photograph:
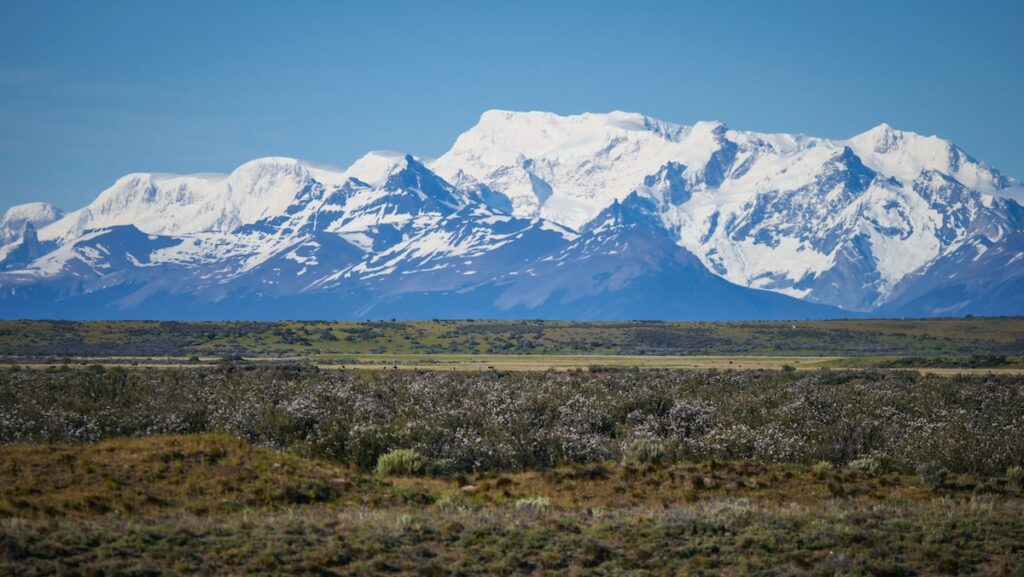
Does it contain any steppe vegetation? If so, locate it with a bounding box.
[2,321,1024,574]
[2,318,1023,361]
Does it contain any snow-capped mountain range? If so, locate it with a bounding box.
[2,110,1022,319]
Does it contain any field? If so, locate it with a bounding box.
[2,318,1024,372]
[3,434,1023,576]
[2,320,1024,574]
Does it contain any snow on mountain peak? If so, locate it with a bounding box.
[0,202,65,245]
[464,109,684,156]
[229,156,348,188]
[4,109,1022,318]
[344,150,415,187]
[2,202,64,225]
[36,157,349,242]
[432,110,717,228]
[847,125,1023,200]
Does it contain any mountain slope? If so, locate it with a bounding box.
[486,193,839,320]
[435,110,1024,311]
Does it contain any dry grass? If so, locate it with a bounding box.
[2,435,1024,575]
[0,435,411,518]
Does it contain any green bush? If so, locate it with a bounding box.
[622,439,666,466]
[375,449,424,477]
[436,490,473,512]
[513,496,550,515]
[1008,465,1024,490]
[917,462,949,489]
[812,461,835,476]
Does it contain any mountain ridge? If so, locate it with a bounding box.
[2,110,1022,319]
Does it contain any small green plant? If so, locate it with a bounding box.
[917,462,949,489]
[781,364,796,373]
[1007,465,1024,490]
[514,496,550,515]
[375,449,424,477]
[436,491,472,512]
[848,457,882,474]
[622,439,666,466]
[812,461,835,476]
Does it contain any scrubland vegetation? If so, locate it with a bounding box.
[2,318,1023,360]
[2,339,1024,574]
[3,365,1022,475]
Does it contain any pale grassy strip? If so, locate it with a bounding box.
[6,354,1024,375]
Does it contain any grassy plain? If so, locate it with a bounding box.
[2,318,1024,372]
[2,435,1023,576]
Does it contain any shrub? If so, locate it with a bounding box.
[622,439,667,466]
[917,462,949,489]
[437,491,472,512]
[812,461,835,476]
[375,449,424,477]
[514,496,550,515]
[1008,465,1024,490]
[4,366,1024,475]
[848,457,883,474]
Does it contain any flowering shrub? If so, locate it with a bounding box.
[1,365,1022,474]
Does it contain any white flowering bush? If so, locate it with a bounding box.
[1,365,1022,474]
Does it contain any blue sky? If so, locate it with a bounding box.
[2,0,1022,213]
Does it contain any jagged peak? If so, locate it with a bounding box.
[583,192,662,234]
[832,145,869,166]
[382,154,444,185]
[381,154,466,209]
[344,150,424,187]
[852,122,907,153]
[870,121,895,133]
[847,122,954,155]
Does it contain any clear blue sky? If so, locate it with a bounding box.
[2,0,1022,213]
